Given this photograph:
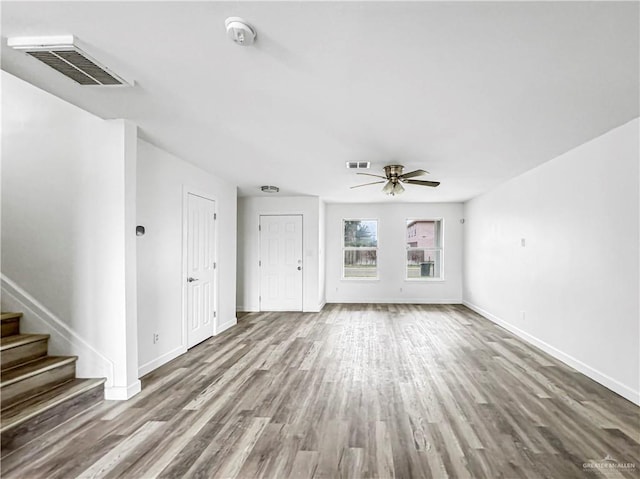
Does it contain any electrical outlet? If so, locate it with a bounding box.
[153,333,159,344]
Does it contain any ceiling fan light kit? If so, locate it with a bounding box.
[351,164,440,195]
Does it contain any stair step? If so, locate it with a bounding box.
[0,334,49,370]
[0,333,49,351]
[1,356,78,409]
[1,378,105,454]
[0,313,21,338]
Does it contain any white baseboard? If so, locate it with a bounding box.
[105,380,142,401]
[236,304,258,313]
[326,298,463,305]
[463,300,640,406]
[138,345,187,378]
[306,300,326,313]
[216,317,237,335]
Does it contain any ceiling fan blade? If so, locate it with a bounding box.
[404,179,441,187]
[350,180,387,189]
[356,172,387,179]
[399,169,428,179]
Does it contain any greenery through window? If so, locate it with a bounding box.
[406,219,443,279]
[343,219,378,279]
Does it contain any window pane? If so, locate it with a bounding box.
[406,220,440,248]
[344,220,378,247]
[344,250,377,278]
[407,250,442,279]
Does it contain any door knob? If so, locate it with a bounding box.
[187,277,199,282]
[297,266,302,271]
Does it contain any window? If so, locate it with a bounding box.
[406,219,443,280]
[343,219,378,279]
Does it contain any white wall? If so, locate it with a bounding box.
[1,71,140,399]
[237,196,323,312]
[319,200,326,308]
[463,118,639,404]
[325,203,464,303]
[136,140,237,377]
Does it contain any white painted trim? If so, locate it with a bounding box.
[341,218,380,281]
[215,317,237,335]
[1,274,116,389]
[327,299,462,305]
[182,186,219,349]
[237,303,259,313]
[259,214,304,312]
[311,300,327,313]
[340,278,380,282]
[404,279,446,283]
[463,300,640,406]
[138,345,187,378]
[105,380,142,401]
[405,217,445,281]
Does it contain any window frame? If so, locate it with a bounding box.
[404,218,445,282]
[342,218,380,281]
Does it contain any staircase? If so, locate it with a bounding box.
[0,312,105,455]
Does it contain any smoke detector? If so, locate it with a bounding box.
[7,35,131,86]
[225,17,256,46]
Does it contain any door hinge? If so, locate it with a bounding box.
[259,260,261,267]
[214,213,217,220]
[259,295,261,302]
[213,262,217,269]
[213,311,217,318]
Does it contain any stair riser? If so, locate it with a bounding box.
[1,381,104,456]
[1,319,19,338]
[1,340,48,370]
[1,362,76,409]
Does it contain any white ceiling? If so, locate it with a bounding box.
[2,1,638,203]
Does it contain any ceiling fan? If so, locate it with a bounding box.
[351,165,440,196]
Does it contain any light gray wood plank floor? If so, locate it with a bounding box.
[2,304,638,478]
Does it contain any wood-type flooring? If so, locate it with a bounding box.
[2,304,638,478]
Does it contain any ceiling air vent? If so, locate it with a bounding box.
[7,35,130,86]
[346,161,370,169]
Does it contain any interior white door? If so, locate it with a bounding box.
[186,193,216,348]
[260,215,303,311]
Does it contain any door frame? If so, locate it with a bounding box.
[181,186,219,349]
[258,214,304,312]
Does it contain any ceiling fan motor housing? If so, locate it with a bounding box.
[383,165,404,180]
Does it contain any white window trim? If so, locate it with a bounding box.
[404,218,445,282]
[342,218,379,281]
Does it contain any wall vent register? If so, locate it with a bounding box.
[346,162,371,169]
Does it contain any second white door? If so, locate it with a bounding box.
[186,193,216,348]
[259,215,303,311]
